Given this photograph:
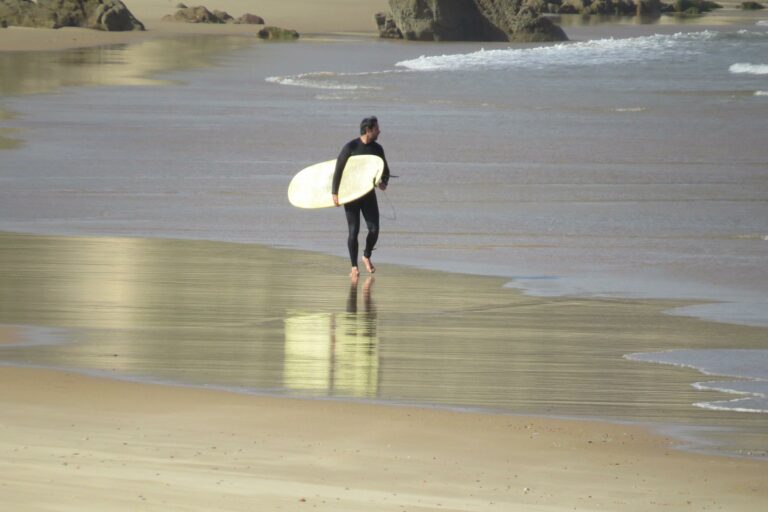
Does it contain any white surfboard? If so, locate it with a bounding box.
[288,155,384,209]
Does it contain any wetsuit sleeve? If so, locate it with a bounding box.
[332,142,353,195]
[380,147,391,186]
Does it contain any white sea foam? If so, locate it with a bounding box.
[728,62,768,75]
[395,31,745,72]
[626,350,768,414]
[265,72,383,91]
[758,20,768,27]
[756,91,768,96]
[265,69,403,91]
[729,63,768,75]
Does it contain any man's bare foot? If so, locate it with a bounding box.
[350,267,360,280]
[362,256,375,274]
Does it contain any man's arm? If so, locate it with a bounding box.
[379,146,390,190]
[332,142,353,206]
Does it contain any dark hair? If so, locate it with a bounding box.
[360,116,378,135]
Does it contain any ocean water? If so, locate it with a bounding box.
[1,17,768,445]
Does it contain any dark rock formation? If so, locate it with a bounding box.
[376,0,567,42]
[162,6,266,25]
[374,11,402,38]
[257,26,299,40]
[513,0,671,15]
[740,1,764,8]
[235,13,265,24]
[162,5,226,23]
[670,0,722,13]
[0,0,144,30]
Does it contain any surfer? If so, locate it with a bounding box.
[332,116,391,278]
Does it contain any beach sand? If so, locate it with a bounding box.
[2,4,768,509]
[0,0,389,52]
[0,232,767,510]
[2,365,767,511]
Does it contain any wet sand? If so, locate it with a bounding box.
[2,364,767,512]
[0,230,767,512]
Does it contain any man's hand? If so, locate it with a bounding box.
[379,182,388,191]
[332,194,340,206]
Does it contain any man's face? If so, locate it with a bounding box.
[367,123,380,142]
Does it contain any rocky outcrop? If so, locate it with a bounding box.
[0,0,144,30]
[376,0,567,42]
[374,11,402,38]
[162,6,265,25]
[236,13,265,24]
[741,1,765,8]
[162,5,225,23]
[511,0,670,16]
[257,26,299,40]
[670,0,722,13]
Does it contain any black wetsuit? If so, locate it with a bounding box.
[332,138,391,267]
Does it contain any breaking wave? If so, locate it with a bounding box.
[396,31,768,72]
[265,72,383,90]
[265,69,405,91]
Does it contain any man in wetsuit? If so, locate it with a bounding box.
[332,116,391,279]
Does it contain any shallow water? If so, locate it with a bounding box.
[1,24,766,327]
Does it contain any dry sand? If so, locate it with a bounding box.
[2,365,766,512]
[0,0,389,52]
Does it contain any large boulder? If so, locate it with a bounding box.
[0,0,144,30]
[377,0,567,42]
[235,13,265,24]
[257,26,299,40]
[374,11,402,38]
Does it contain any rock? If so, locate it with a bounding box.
[212,9,232,23]
[522,0,668,14]
[374,11,402,38]
[162,5,226,23]
[89,0,145,30]
[670,0,722,13]
[740,1,764,8]
[0,0,57,29]
[257,26,299,40]
[175,2,187,8]
[0,0,144,30]
[380,0,566,42]
[235,13,265,24]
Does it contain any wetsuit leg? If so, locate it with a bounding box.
[344,201,362,266]
[360,192,380,259]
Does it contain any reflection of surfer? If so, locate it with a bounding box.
[347,276,376,315]
[347,276,377,342]
[332,116,391,279]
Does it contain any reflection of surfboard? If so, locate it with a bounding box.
[288,155,384,209]
[283,312,379,396]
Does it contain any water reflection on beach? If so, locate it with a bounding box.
[0,35,254,96]
[1,232,767,457]
[284,278,379,396]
